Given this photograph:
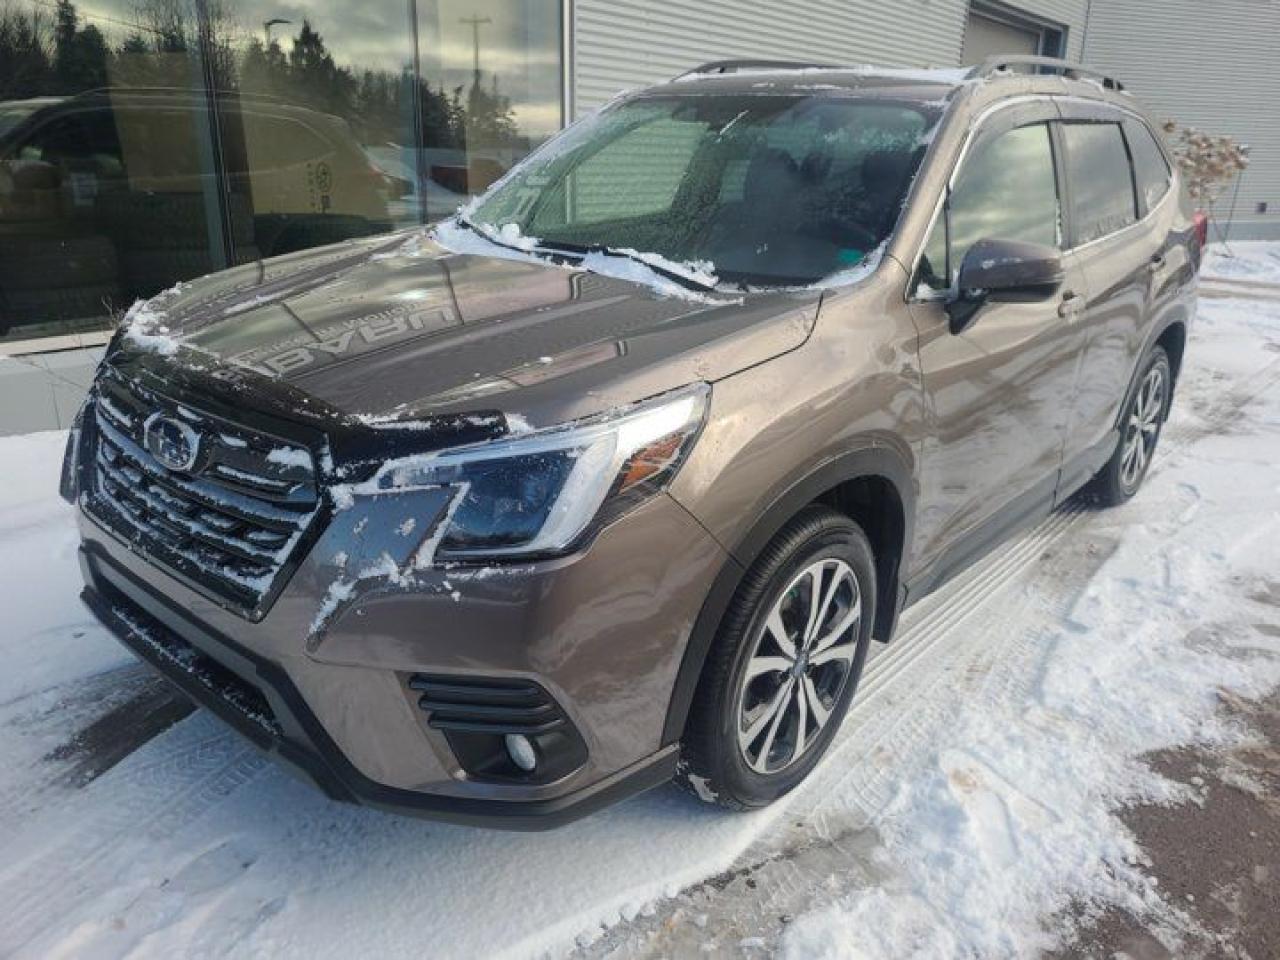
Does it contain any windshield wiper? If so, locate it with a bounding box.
[532,239,719,293]
[453,217,719,294]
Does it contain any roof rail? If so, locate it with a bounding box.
[677,59,841,79]
[969,55,1125,91]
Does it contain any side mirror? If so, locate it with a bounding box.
[945,237,1064,334]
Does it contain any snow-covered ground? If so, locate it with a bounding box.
[0,244,1278,959]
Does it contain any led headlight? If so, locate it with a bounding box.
[375,383,709,561]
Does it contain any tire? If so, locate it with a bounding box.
[1087,346,1172,506]
[678,505,877,809]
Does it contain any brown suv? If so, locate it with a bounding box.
[62,56,1201,828]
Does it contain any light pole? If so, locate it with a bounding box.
[262,17,290,46]
[459,14,491,86]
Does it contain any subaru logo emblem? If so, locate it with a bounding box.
[143,413,202,473]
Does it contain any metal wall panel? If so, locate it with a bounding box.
[1081,0,1279,239]
[573,0,1091,115]
[573,0,969,115]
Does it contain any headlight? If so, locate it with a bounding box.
[375,383,709,561]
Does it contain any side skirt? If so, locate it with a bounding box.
[903,470,1058,606]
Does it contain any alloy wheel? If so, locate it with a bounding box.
[1120,364,1166,490]
[736,557,861,774]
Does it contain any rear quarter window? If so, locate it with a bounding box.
[1123,119,1173,215]
[1062,122,1138,245]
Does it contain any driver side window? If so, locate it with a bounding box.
[918,123,1060,293]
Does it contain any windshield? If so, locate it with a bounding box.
[468,94,935,286]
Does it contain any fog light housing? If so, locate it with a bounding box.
[505,733,537,772]
[407,673,588,783]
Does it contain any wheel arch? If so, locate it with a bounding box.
[1116,314,1187,433]
[662,443,915,745]
[1155,320,1187,385]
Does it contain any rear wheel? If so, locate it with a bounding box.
[1088,346,1171,506]
[678,506,875,809]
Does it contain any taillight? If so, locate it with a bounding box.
[1192,211,1209,250]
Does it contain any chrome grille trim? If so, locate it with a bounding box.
[83,374,322,617]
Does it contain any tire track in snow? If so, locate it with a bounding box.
[0,715,264,955]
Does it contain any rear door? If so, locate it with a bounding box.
[907,102,1090,574]
[1054,106,1164,490]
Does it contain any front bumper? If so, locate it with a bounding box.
[79,544,681,829]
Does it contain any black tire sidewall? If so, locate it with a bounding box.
[701,510,877,808]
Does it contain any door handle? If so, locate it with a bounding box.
[1057,291,1083,319]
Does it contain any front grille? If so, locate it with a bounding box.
[83,373,322,617]
[408,675,568,735]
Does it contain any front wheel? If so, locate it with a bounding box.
[1088,346,1172,506]
[678,506,876,809]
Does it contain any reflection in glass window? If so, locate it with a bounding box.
[919,123,1059,290]
[224,11,420,260]
[417,0,563,220]
[0,0,564,344]
[0,0,220,342]
[1063,122,1138,245]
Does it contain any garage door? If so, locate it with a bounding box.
[962,11,1042,64]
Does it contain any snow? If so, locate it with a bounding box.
[1203,241,1280,284]
[0,244,1278,958]
[117,287,186,357]
[813,241,887,290]
[265,445,313,471]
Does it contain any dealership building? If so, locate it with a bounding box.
[0,0,1276,433]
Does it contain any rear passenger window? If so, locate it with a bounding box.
[1123,119,1173,214]
[1062,122,1138,245]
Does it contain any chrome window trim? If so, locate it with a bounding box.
[904,93,1173,304]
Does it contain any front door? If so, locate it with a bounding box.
[907,105,1088,576]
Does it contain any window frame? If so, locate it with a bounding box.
[906,96,1177,303]
[908,98,1064,301]
[1057,119,1140,249]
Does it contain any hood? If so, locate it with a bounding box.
[113,230,822,449]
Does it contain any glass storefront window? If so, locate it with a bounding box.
[0,0,220,344]
[0,0,563,346]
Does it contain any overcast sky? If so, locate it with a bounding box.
[66,0,563,135]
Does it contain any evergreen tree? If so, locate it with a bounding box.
[0,6,54,99]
